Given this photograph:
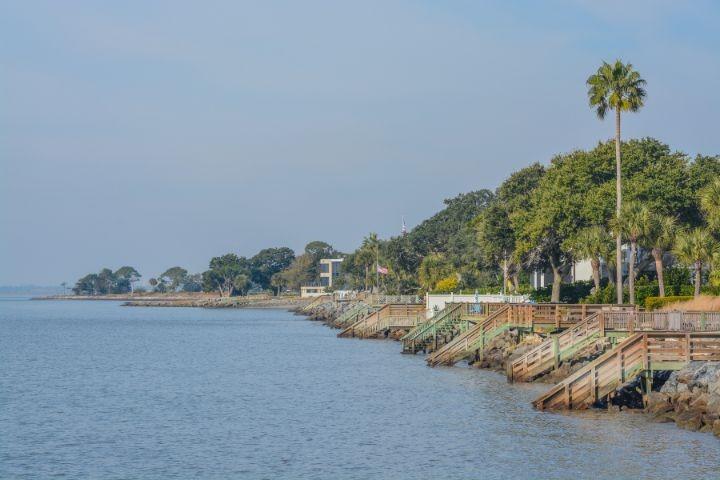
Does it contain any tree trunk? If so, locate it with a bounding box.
[364,265,369,291]
[591,257,601,293]
[512,273,520,293]
[652,248,665,297]
[628,241,637,305]
[695,261,702,297]
[615,108,623,304]
[550,262,562,303]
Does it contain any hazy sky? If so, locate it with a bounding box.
[2,1,719,285]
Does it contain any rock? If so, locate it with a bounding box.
[652,412,676,423]
[714,419,720,437]
[707,394,720,415]
[675,411,703,431]
[690,392,710,412]
[675,390,693,406]
[646,392,673,414]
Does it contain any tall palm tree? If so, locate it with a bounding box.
[587,60,647,304]
[700,178,720,233]
[567,226,612,293]
[674,228,719,297]
[615,202,651,305]
[356,233,380,291]
[644,214,677,297]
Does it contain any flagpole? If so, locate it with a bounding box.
[376,244,379,292]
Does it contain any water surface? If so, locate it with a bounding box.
[1,299,718,479]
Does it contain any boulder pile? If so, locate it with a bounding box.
[647,362,720,437]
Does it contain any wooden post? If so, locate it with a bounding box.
[686,333,691,362]
[553,335,560,370]
[599,312,605,338]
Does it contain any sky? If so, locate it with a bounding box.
[1,0,719,285]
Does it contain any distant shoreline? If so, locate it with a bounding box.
[33,293,309,310]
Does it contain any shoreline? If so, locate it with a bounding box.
[33,294,310,310]
[296,298,720,439]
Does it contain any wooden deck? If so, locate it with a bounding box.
[533,331,720,410]
[337,304,426,338]
[400,303,506,354]
[426,304,615,367]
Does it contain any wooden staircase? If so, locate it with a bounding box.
[532,331,720,410]
[426,304,619,367]
[337,304,426,338]
[508,306,638,382]
[401,303,506,354]
[331,302,376,328]
[426,305,514,366]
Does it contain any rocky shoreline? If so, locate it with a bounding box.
[36,293,310,310]
[646,362,720,436]
[298,301,720,439]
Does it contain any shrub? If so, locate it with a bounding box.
[531,281,594,303]
[645,296,694,311]
[434,275,459,293]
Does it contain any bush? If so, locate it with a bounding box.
[531,281,594,303]
[434,275,459,293]
[645,296,694,311]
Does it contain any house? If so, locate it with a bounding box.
[319,258,344,288]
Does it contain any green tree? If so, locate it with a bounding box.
[202,254,250,297]
[615,202,651,305]
[354,233,379,290]
[418,253,452,292]
[674,228,719,297]
[115,266,141,293]
[587,60,646,303]
[700,178,720,233]
[644,214,677,297]
[566,226,612,293]
[159,267,188,292]
[250,247,295,289]
[232,274,250,295]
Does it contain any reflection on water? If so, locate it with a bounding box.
[1,300,718,479]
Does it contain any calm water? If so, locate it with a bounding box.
[1,299,719,479]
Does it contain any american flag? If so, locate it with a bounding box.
[376,264,389,275]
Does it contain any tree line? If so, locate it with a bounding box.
[73,60,720,304]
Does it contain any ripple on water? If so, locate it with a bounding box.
[1,300,719,479]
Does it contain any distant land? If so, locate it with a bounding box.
[0,285,64,297]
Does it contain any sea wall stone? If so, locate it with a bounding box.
[648,362,720,437]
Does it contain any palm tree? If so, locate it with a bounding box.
[587,60,647,304]
[355,233,380,291]
[615,202,651,305]
[644,214,677,297]
[674,228,719,297]
[700,178,720,232]
[567,226,612,293]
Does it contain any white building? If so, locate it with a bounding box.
[319,258,344,288]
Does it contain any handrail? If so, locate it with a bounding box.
[601,310,720,332]
[427,305,511,366]
[532,331,720,410]
[509,312,601,382]
[401,304,464,342]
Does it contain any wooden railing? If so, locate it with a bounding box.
[332,302,374,328]
[337,304,425,338]
[426,305,511,366]
[509,306,638,382]
[401,304,464,343]
[366,294,423,306]
[533,332,720,410]
[427,303,618,367]
[601,310,720,332]
[301,294,332,312]
[510,313,602,383]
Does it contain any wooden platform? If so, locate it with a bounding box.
[533,331,720,410]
